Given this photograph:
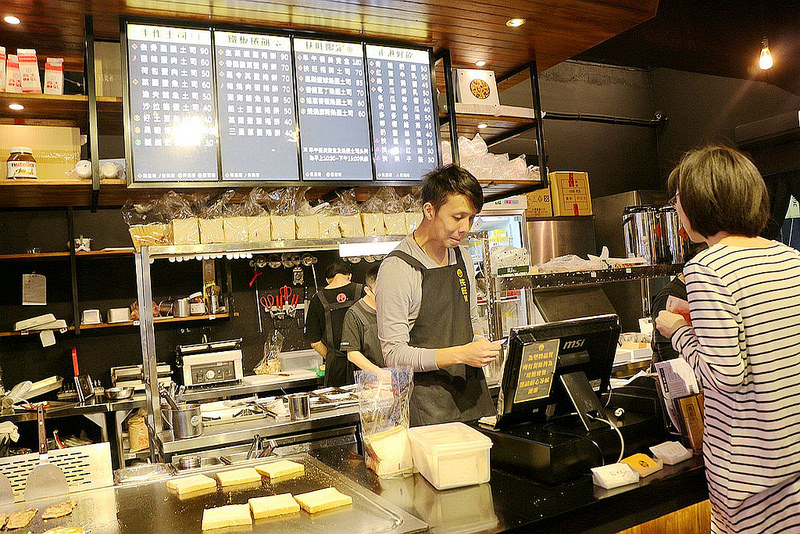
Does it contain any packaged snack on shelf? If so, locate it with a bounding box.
[223,194,249,243]
[402,192,423,234]
[43,57,64,95]
[199,190,232,244]
[122,199,169,251]
[162,191,200,245]
[17,49,42,94]
[243,188,270,243]
[383,187,407,236]
[264,188,297,240]
[5,54,21,93]
[336,189,364,237]
[295,191,320,240]
[317,202,341,239]
[361,191,386,236]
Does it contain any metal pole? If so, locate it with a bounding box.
[529,62,548,189]
[84,15,101,212]
[440,50,459,165]
[135,247,162,462]
[481,234,502,341]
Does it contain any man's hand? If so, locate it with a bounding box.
[460,338,501,368]
[655,310,688,339]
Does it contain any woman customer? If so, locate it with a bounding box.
[655,145,800,533]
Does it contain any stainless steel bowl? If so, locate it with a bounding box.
[105,386,134,400]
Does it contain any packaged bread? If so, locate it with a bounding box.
[361,213,386,236]
[405,212,423,234]
[247,215,271,243]
[255,459,304,479]
[294,487,353,514]
[223,216,249,243]
[296,215,320,239]
[128,224,169,251]
[199,218,225,244]
[201,504,252,531]
[166,474,217,496]
[249,493,300,519]
[161,191,201,245]
[170,217,199,245]
[270,215,295,240]
[384,213,407,236]
[339,214,364,237]
[215,467,262,488]
[364,425,414,478]
[319,214,341,238]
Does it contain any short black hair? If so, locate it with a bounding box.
[421,164,484,213]
[365,264,380,288]
[668,145,770,238]
[324,261,351,280]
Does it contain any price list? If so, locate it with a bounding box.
[295,39,372,181]
[126,24,218,181]
[367,45,438,180]
[215,32,299,181]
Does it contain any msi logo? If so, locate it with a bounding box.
[563,339,585,350]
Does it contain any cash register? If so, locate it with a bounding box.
[477,314,665,484]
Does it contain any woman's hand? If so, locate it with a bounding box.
[656,310,688,339]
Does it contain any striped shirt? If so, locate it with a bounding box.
[672,241,800,534]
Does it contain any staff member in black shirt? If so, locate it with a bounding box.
[304,261,364,386]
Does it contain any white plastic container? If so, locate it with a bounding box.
[407,422,492,490]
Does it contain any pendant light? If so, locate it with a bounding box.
[759,37,773,70]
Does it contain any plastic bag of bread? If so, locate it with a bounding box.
[264,188,298,240]
[382,187,407,236]
[317,202,341,239]
[401,192,423,234]
[243,188,271,243]
[223,195,249,244]
[295,193,320,240]
[162,191,201,246]
[336,189,364,237]
[122,199,169,251]
[356,367,414,478]
[199,190,233,244]
[360,191,386,236]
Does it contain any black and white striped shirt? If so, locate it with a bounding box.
[673,241,800,534]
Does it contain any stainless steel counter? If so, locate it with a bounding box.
[158,405,360,455]
[0,453,426,534]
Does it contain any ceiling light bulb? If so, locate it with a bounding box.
[477,123,488,129]
[506,18,526,28]
[475,60,487,67]
[8,103,23,111]
[759,38,773,70]
[3,15,20,25]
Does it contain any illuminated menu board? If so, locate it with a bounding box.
[126,24,218,182]
[294,39,372,181]
[215,32,299,181]
[366,45,438,180]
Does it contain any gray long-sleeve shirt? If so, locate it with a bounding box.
[376,235,482,372]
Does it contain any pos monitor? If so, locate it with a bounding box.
[495,314,621,431]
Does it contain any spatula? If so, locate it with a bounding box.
[24,405,69,501]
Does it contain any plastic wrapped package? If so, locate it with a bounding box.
[357,367,414,478]
[295,197,320,239]
[242,188,270,243]
[223,216,249,243]
[336,189,364,237]
[122,199,169,251]
[382,187,406,236]
[361,213,386,236]
[508,155,528,180]
[161,191,200,245]
[441,140,452,165]
[171,218,199,245]
[254,330,284,375]
[401,192,423,234]
[457,133,488,170]
[270,215,295,240]
[200,190,233,244]
[264,187,303,240]
[317,203,341,239]
[405,212,423,234]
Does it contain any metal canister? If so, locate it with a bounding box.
[169,403,203,439]
[174,298,190,318]
[287,393,310,421]
[622,206,660,264]
[657,206,690,264]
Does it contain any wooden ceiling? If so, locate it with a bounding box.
[0,0,658,78]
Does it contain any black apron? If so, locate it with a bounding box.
[348,300,385,368]
[387,247,494,426]
[316,283,363,387]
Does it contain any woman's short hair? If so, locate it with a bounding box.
[667,145,770,238]
[324,261,351,280]
[421,164,484,213]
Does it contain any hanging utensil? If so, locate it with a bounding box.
[24,404,69,501]
[158,384,180,411]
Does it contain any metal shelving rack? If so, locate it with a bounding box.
[133,236,403,461]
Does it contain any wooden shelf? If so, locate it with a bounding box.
[439,103,538,143]
[0,248,134,260]
[0,312,233,337]
[0,93,122,125]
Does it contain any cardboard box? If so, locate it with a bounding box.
[453,69,500,107]
[525,188,553,218]
[0,125,80,179]
[549,171,593,217]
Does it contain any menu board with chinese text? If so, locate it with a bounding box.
[366,45,438,180]
[215,32,299,181]
[294,38,372,181]
[126,24,218,182]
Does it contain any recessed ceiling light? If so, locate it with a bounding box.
[8,103,24,111]
[477,123,488,129]
[475,60,487,67]
[506,18,526,28]
[4,15,20,25]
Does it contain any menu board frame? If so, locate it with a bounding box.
[121,17,441,188]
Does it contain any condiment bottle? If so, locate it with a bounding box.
[6,147,37,179]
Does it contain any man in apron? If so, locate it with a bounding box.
[376,165,501,426]
[305,261,364,386]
